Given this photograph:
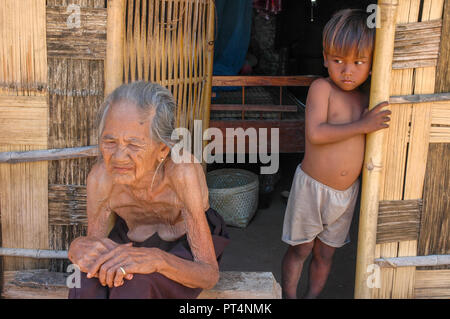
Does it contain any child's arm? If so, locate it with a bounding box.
[305,79,391,145]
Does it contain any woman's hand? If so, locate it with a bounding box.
[87,245,162,288]
[68,236,117,273]
[68,236,133,282]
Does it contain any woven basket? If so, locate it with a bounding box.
[206,169,259,228]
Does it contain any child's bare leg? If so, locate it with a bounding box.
[303,238,336,299]
[281,241,314,299]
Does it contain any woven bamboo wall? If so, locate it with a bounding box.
[122,0,214,133]
[44,0,215,271]
[45,0,106,272]
[367,0,449,299]
[0,0,49,270]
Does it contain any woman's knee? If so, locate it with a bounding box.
[68,272,108,299]
[109,272,202,299]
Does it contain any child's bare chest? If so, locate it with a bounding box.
[327,91,365,124]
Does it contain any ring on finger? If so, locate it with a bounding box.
[119,266,126,275]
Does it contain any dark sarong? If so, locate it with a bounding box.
[68,208,229,299]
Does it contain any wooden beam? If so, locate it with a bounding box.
[210,104,298,112]
[1,270,282,299]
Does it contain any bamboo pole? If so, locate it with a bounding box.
[0,146,98,164]
[201,0,215,170]
[389,92,450,104]
[375,255,450,268]
[354,0,399,299]
[105,0,125,96]
[0,248,68,259]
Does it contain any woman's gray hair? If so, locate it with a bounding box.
[97,81,177,150]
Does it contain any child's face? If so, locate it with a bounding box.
[323,48,372,91]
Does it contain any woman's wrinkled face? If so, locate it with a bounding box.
[100,101,161,185]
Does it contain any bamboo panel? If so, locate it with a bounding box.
[46,1,107,272]
[0,145,48,271]
[431,101,450,125]
[48,181,87,271]
[46,0,106,8]
[404,0,444,201]
[418,143,450,270]
[436,0,450,93]
[372,0,420,299]
[392,20,442,69]
[0,96,48,146]
[391,0,444,299]
[0,0,49,271]
[376,200,421,244]
[0,0,47,95]
[48,185,88,226]
[414,270,450,298]
[122,0,213,133]
[47,58,103,186]
[430,126,450,143]
[46,7,107,59]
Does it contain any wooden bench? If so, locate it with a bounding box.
[2,270,281,299]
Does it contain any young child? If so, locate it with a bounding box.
[281,9,391,299]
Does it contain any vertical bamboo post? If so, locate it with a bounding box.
[105,0,126,96]
[104,0,125,234]
[354,0,399,299]
[202,0,215,170]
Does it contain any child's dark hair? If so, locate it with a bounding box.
[323,9,375,57]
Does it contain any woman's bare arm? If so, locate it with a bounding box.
[68,162,119,272]
[87,163,219,289]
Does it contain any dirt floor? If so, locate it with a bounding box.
[214,153,361,299]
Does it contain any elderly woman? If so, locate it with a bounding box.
[68,82,229,299]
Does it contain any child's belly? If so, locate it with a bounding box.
[301,135,365,191]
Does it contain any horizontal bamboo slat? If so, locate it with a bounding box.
[0,248,68,259]
[389,92,450,104]
[376,200,421,244]
[430,126,450,143]
[392,20,442,69]
[48,184,88,226]
[415,270,450,298]
[375,255,450,267]
[431,101,450,125]
[0,146,98,164]
[0,96,48,146]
